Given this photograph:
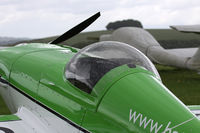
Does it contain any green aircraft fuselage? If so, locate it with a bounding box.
[0,43,200,133]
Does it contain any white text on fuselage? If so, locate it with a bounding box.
[129,109,178,133]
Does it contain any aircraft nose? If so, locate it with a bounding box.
[97,72,200,133]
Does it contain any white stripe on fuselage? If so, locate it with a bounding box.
[0,82,83,133]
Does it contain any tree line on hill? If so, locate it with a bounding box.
[106,19,143,30]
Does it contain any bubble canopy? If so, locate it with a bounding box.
[65,41,160,94]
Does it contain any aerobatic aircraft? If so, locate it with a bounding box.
[0,12,200,133]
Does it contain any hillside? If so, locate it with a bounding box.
[0,37,30,46]
[147,29,200,49]
[13,30,112,48]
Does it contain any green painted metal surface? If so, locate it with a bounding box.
[0,43,64,80]
[0,114,20,122]
[83,72,200,132]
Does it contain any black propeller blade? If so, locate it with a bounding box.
[50,12,100,44]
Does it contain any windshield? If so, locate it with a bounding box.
[65,41,160,94]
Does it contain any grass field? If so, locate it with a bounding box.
[0,96,10,114]
[156,65,200,105]
[147,29,200,40]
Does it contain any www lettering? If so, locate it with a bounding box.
[129,109,176,133]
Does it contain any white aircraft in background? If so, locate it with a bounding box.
[100,25,200,72]
[170,24,200,33]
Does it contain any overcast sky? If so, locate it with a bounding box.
[0,0,200,38]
